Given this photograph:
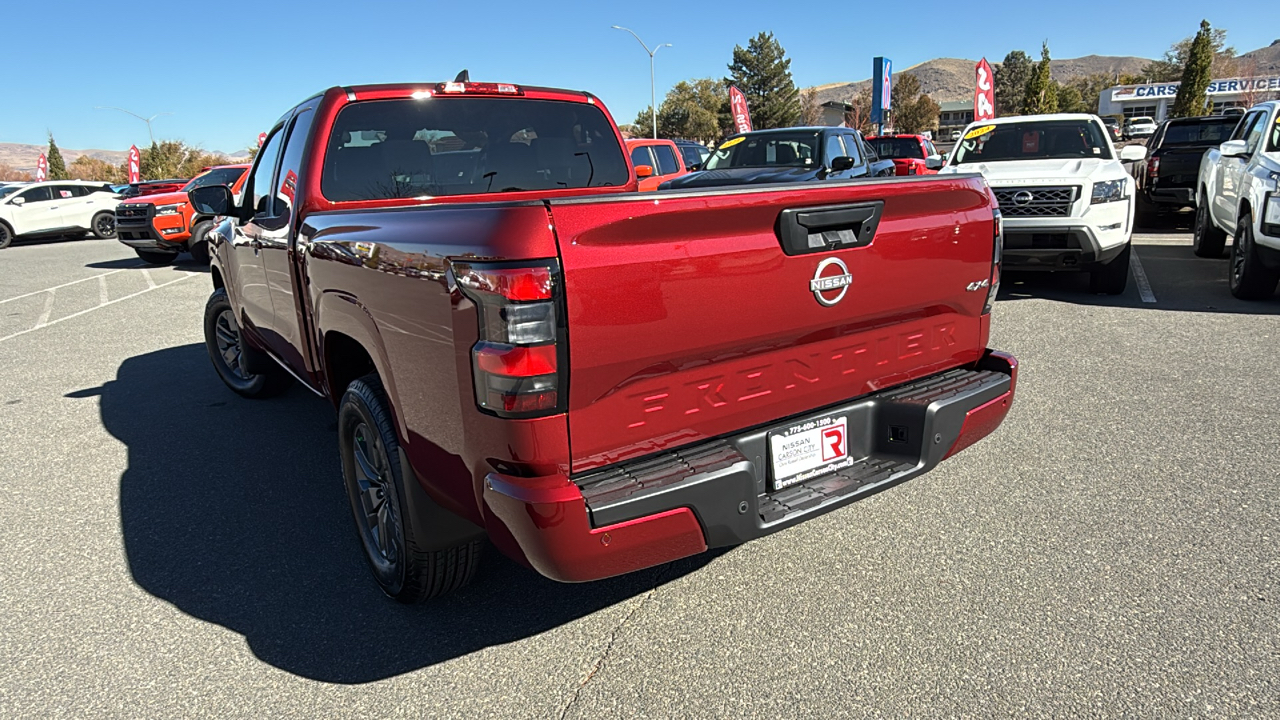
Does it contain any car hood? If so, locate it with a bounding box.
[940,157,1126,184]
[120,191,188,206]
[662,165,822,189]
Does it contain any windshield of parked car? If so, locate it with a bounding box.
[865,137,925,160]
[183,167,247,192]
[0,185,21,199]
[1127,117,1154,126]
[704,131,820,170]
[951,120,1113,164]
[1162,118,1238,146]
[321,97,628,200]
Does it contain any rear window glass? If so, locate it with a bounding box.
[652,145,680,175]
[184,167,246,192]
[322,97,628,200]
[866,137,924,159]
[1162,119,1237,146]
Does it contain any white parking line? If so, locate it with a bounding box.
[0,270,126,305]
[98,274,109,305]
[0,272,200,344]
[34,293,55,328]
[1130,247,1157,303]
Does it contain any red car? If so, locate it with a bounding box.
[189,80,1015,601]
[625,138,690,191]
[864,134,945,176]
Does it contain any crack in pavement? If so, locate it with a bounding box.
[557,564,673,720]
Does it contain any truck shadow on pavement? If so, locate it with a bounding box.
[85,257,209,271]
[85,343,723,683]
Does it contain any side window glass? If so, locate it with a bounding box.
[1244,113,1267,155]
[1230,112,1258,142]
[19,186,52,203]
[630,146,654,170]
[843,136,863,164]
[51,185,75,199]
[249,128,285,217]
[273,108,316,216]
[652,145,680,175]
[826,134,846,162]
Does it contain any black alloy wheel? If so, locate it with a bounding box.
[347,418,404,586]
[92,212,116,239]
[0,223,11,250]
[202,288,291,398]
[1193,201,1227,258]
[1229,214,1280,300]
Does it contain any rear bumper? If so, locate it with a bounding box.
[1142,187,1195,207]
[483,350,1017,583]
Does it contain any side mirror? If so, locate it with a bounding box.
[189,184,234,216]
[1219,139,1249,158]
[635,164,654,179]
[1119,145,1148,162]
[830,156,856,172]
[10,196,25,206]
[925,155,945,170]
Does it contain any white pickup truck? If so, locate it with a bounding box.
[1195,100,1280,300]
[941,114,1147,294]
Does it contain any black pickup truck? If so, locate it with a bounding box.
[1133,115,1240,221]
[660,126,896,190]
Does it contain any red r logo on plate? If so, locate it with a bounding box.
[821,424,846,461]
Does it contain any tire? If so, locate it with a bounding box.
[339,374,482,603]
[1228,213,1280,300]
[1090,242,1131,295]
[188,220,213,265]
[135,249,178,266]
[90,212,116,239]
[1192,196,1228,258]
[0,222,12,250]
[203,288,292,398]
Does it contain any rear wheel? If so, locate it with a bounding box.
[1228,213,1280,300]
[1192,198,1228,258]
[188,220,213,264]
[203,288,292,398]
[1090,242,1131,295]
[135,249,178,266]
[339,374,482,602]
[91,212,116,239]
[0,222,12,250]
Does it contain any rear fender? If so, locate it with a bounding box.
[315,290,401,431]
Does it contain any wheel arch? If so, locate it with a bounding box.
[315,292,401,430]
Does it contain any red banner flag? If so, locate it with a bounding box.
[729,86,752,134]
[258,132,267,148]
[974,58,995,122]
[127,145,141,184]
[36,154,48,182]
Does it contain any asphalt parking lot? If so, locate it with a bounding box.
[1,221,1278,718]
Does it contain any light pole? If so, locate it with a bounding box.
[93,106,172,146]
[611,26,671,139]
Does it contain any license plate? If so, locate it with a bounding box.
[769,414,854,491]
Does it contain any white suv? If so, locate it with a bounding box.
[1124,116,1157,140]
[0,181,121,249]
[940,114,1147,294]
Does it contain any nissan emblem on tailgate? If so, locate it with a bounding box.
[810,257,853,306]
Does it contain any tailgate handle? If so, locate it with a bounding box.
[776,201,884,256]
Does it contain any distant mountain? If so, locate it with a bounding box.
[0,142,237,175]
[1239,39,1280,74]
[810,54,1152,106]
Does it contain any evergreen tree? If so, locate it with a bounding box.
[1022,42,1059,115]
[1141,26,1234,83]
[726,31,801,129]
[46,134,69,180]
[655,79,729,142]
[890,74,941,134]
[994,50,1033,116]
[1170,20,1215,118]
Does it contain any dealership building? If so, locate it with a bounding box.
[1097,76,1280,120]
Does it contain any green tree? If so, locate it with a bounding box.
[1141,26,1235,82]
[139,140,228,181]
[1023,42,1059,115]
[994,50,1033,116]
[1170,20,1216,118]
[1056,83,1088,114]
[726,31,801,129]
[656,78,730,142]
[46,134,69,180]
[890,73,940,133]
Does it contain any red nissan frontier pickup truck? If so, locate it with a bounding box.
[189,80,1018,602]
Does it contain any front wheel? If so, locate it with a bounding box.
[1228,214,1280,300]
[188,220,214,264]
[339,374,482,602]
[203,288,292,398]
[1090,243,1131,295]
[135,249,177,266]
[91,212,116,239]
[0,222,12,250]
[1192,198,1227,258]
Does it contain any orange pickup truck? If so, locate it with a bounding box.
[625,138,690,191]
[115,164,250,265]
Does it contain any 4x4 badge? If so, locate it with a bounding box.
[810,257,852,306]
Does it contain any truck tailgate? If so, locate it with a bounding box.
[549,177,997,473]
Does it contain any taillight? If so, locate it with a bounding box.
[435,81,523,96]
[454,260,564,418]
[1148,157,1159,179]
[985,208,1002,315]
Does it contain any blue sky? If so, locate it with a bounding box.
[0,1,1275,153]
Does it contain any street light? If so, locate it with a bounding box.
[611,26,671,139]
[93,106,173,146]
